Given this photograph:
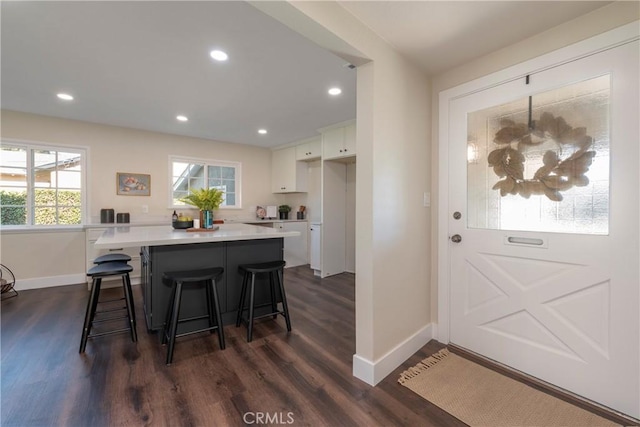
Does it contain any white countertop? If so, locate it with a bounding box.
[94,223,299,249]
[85,221,168,229]
[224,218,307,224]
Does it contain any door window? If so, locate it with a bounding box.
[467,75,610,234]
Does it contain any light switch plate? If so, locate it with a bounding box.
[423,192,430,207]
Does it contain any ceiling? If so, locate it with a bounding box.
[1,1,356,148]
[1,1,611,148]
[339,1,612,75]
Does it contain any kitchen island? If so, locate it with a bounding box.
[94,224,300,333]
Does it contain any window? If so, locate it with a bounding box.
[1,142,86,226]
[170,156,241,209]
[467,75,610,234]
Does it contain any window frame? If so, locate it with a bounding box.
[169,155,242,210]
[1,139,88,228]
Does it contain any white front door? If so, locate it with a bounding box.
[448,41,639,417]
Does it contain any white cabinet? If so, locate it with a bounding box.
[273,221,308,267]
[85,227,141,287]
[309,223,321,274]
[295,137,322,161]
[344,123,356,156]
[271,146,308,193]
[322,123,356,160]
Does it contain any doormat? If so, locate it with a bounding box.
[398,348,619,427]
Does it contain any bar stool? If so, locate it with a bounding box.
[235,260,291,342]
[79,261,137,353]
[162,267,225,365]
[94,253,131,264]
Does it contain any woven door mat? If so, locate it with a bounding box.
[398,348,619,427]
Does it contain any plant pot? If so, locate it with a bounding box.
[199,210,215,229]
[279,211,289,220]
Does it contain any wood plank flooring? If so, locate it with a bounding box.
[0,266,457,426]
[1,266,624,426]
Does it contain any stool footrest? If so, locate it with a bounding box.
[96,297,126,305]
[239,310,285,323]
[92,314,129,324]
[174,325,221,339]
[175,314,214,324]
[95,306,126,314]
[88,327,131,338]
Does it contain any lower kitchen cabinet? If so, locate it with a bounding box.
[140,239,284,333]
[247,220,309,267]
[273,221,308,267]
[309,223,321,274]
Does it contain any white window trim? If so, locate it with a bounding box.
[169,155,242,209]
[1,138,88,228]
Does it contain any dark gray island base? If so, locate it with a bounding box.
[140,238,284,334]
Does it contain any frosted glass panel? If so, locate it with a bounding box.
[467,75,609,234]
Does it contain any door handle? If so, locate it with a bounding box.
[450,234,462,243]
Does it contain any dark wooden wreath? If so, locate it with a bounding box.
[488,112,596,201]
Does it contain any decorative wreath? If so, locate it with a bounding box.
[488,112,596,201]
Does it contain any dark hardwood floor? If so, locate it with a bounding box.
[1,266,458,427]
[2,266,625,426]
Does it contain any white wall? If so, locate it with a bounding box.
[345,162,356,273]
[0,230,86,290]
[429,1,640,321]
[260,2,432,376]
[305,160,322,223]
[0,110,280,288]
[282,159,321,223]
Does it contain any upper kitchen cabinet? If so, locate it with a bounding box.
[271,146,308,193]
[295,136,322,161]
[322,122,356,161]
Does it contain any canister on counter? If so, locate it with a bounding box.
[116,213,130,223]
[100,208,115,223]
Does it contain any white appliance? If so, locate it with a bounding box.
[266,205,277,219]
[309,223,322,276]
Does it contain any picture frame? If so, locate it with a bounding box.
[117,172,150,196]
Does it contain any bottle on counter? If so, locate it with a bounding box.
[172,210,178,222]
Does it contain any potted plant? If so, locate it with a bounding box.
[180,188,224,228]
[278,204,291,220]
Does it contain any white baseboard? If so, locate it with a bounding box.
[16,274,141,290]
[15,273,86,290]
[352,322,434,386]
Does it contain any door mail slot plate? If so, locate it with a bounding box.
[503,235,548,249]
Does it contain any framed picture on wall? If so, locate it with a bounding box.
[117,172,150,196]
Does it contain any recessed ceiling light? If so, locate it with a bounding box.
[258,129,268,135]
[328,87,342,96]
[57,93,74,101]
[210,50,228,61]
[176,115,188,122]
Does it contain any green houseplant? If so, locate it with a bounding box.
[278,204,291,220]
[180,188,224,228]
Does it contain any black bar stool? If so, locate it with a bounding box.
[235,260,291,342]
[94,253,131,264]
[79,261,137,353]
[162,267,225,365]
